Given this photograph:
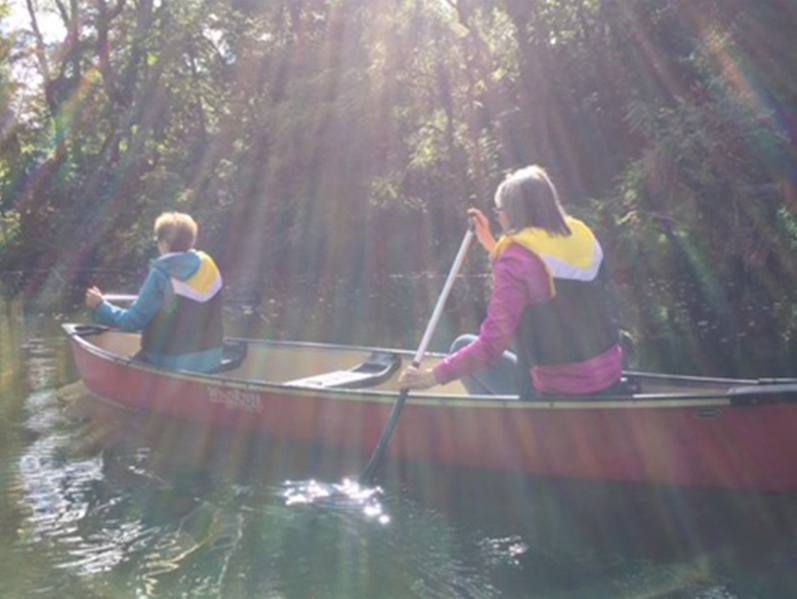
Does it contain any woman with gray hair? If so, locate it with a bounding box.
[399,165,623,399]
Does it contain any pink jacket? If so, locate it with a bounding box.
[433,244,622,395]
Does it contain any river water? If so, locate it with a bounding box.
[2,301,797,599]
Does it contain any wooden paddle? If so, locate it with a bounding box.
[360,226,475,484]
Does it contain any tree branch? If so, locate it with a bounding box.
[25,0,50,82]
[53,0,69,25]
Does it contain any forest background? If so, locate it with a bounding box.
[2,0,797,376]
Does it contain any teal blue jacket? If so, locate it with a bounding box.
[94,251,223,372]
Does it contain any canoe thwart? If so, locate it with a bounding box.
[284,351,402,389]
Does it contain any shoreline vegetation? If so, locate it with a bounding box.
[2,268,794,380]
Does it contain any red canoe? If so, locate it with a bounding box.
[63,323,797,492]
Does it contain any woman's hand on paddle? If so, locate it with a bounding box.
[399,365,438,390]
[467,208,496,252]
[85,286,104,310]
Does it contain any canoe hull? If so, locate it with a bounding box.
[66,326,797,492]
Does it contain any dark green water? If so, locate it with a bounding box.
[2,302,797,599]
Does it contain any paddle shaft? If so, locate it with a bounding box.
[360,227,475,483]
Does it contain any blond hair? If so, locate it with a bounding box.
[154,212,198,252]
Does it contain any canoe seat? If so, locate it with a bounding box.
[213,340,248,374]
[284,351,402,389]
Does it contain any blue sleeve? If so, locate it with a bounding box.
[93,269,168,332]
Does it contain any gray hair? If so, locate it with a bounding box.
[495,165,571,236]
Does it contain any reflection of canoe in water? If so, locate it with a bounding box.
[63,323,797,492]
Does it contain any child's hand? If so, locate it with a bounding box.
[85,286,104,309]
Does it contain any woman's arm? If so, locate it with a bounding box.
[433,247,551,385]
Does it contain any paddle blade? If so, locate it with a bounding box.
[359,388,411,484]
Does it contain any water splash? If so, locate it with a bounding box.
[282,477,391,525]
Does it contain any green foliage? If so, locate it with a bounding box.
[599,17,797,374]
[0,210,21,267]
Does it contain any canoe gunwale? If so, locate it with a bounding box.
[62,323,797,408]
